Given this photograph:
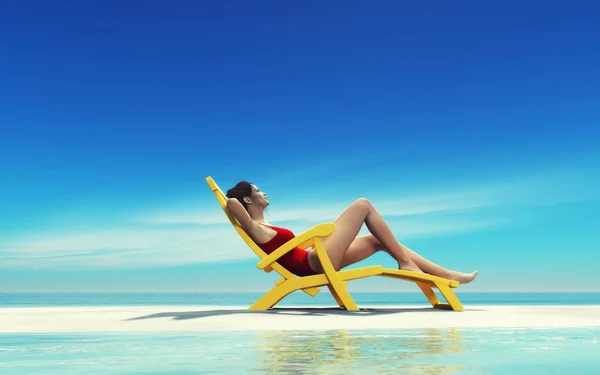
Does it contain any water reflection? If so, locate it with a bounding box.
[249,329,465,374]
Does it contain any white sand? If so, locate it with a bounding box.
[1,305,599,333]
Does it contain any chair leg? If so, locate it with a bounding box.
[327,285,345,308]
[248,284,293,311]
[434,282,465,311]
[417,282,441,308]
[328,282,359,311]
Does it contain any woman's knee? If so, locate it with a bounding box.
[353,198,373,211]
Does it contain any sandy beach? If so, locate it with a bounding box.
[1,305,599,333]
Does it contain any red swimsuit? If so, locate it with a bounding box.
[256,224,317,277]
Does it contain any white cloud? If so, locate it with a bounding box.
[0,226,249,270]
[1,165,597,270]
[0,214,503,270]
[142,168,597,226]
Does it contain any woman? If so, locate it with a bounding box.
[226,180,478,284]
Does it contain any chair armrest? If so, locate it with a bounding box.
[257,222,336,270]
[298,239,315,250]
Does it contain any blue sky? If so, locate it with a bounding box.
[1,0,599,292]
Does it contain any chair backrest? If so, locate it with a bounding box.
[205,176,299,279]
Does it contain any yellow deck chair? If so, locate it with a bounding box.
[206,176,465,311]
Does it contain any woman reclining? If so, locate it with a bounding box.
[226,181,478,284]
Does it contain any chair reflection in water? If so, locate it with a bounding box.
[250,329,465,374]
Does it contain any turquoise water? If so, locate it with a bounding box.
[1,328,599,374]
[2,294,599,374]
[2,292,600,307]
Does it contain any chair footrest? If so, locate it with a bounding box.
[379,269,459,288]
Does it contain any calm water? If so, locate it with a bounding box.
[1,328,599,375]
[1,292,600,307]
[2,293,599,374]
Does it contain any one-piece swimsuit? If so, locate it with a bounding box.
[256,223,317,277]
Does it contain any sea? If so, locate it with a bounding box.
[1,292,599,375]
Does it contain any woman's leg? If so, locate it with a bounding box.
[340,234,478,284]
[307,198,422,273]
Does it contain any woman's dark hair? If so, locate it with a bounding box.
[226,181,253,211]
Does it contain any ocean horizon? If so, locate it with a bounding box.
[2,292,599,308]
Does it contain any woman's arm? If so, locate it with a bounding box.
[227,198,260,234]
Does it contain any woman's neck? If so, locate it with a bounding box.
[248,208,266,223]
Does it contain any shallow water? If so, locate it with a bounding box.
[1,328,598,374]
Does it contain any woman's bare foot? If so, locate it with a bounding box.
[399,259,424,273]
[448,270,478,284]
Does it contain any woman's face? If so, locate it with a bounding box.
[249,184,269,208]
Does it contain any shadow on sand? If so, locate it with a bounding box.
[125,306,486,321]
